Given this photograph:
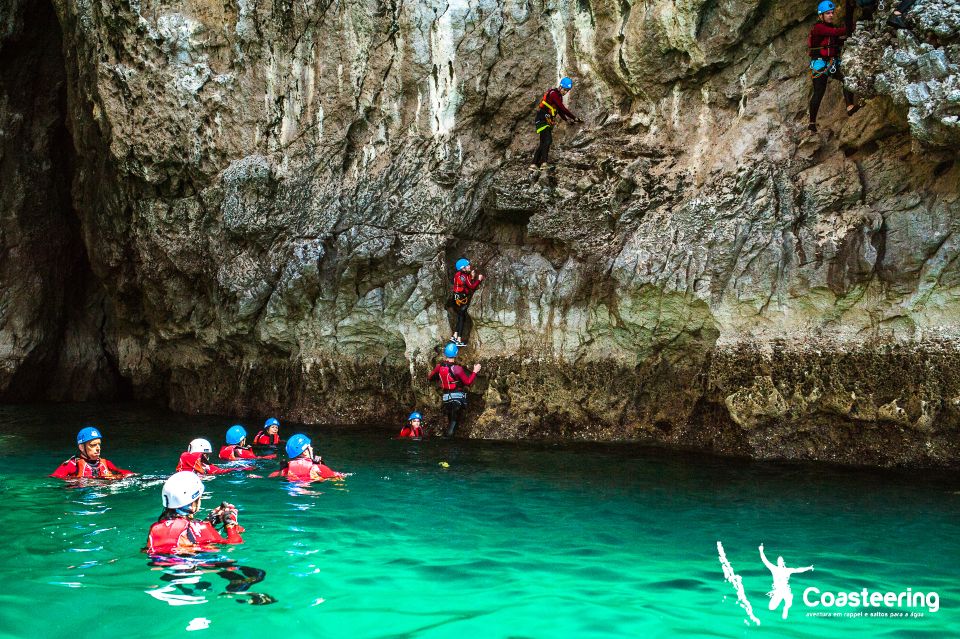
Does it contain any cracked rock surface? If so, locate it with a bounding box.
[0,0,958,467]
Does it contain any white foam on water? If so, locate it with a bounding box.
[186,618,211,631]
[717,541,761,626]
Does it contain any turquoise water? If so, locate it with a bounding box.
[0,403,957,638]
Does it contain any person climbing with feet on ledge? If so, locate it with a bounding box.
[531,77,583,173]
[176,438,253,476]
[808,1,861,133]
[398,412,424,439]
[449,257,484,347]
[428,343,480,437]
[51,427,135,480]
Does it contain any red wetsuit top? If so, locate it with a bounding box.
[176,451,249,475]
[427,362,477,391]
[809,22,847,59]
[219,444,274,460]
[269,457,344,482]
[538,88,577,123]
[452,271,482,295]
[398,425,424,438]
[145,516,244,554]
[51,456,134,479]
[252,431,280,445]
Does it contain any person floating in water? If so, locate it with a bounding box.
[398,412,424,439]
[449,258,484,347]
[176,438,253,476]
[807,1,860,133]
[269,434,345,482]
[219,425,276,461]
[252,417,283,446]
[759,543,814,620]
[145,471,245,554]
[428,343,480,437]
[51,427,135,479]
[530,76,582,172]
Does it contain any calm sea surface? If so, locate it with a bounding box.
[0,403,957,638]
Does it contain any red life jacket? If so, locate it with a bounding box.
[273,457,342,481]
[146,518,203,554]
[176,452,205,473]
[399,425,423,438]
[452,271,473,294]
[75,457,120,479]
[253,431,280,445]
[437,364,464,391]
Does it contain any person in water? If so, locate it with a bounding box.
[531,76,582,171]
[427,343,480,437]
[219,425,276,461]
[808,1,860,132]
[176,438,253,475]
[759,543,814,620]
[145,471,244,555]
[398,412,424,438]
[449,258,484,347]
[269,434,345,482]
[51,427,135,479]
[252,418,283,446]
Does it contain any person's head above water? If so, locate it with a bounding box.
[408,411,422,426]
[226,424,247,446]
[286,433,312,459]
[443,342,459,360]
[162,471,205,515]
[264,417,280,436]
[188,438,212,454]
[76,427,104,461]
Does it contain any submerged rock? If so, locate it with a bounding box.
[0,0,957,467]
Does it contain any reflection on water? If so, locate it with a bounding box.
[0,403,957,637]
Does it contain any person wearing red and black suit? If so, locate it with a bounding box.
[51,427,135,480]
[428,343,480,437]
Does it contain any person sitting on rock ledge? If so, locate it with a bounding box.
[808,0,861,133]
[219,425,276,461]
[530,77,583,172]
[398,412,425,439]
[51,427,135,480]
[177,438,253,476]
[269,434,345,482]
[427,343,480,437]
[449,257,484,347]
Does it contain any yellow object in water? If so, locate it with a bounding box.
[439,461,450,468]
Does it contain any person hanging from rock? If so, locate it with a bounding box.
[449,257,484,347]
[427,343,480,437]
[808,1,861,133]
[530,77,583,172]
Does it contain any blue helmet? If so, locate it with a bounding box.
[77,427,103,445]
[810,59,828,72]
[455,258,470,271]
[560,77,573,90]
[408,411,422,422]
[226,424,247,445]
[264,417,280,428]
[443,343,459,358]
[817,1,835,13]
[286,433,311,458]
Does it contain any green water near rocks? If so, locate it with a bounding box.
[0,403,957,638]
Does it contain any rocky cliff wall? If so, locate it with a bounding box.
[1,0,958,467]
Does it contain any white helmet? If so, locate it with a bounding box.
[187,438,212,453]
[161,471,205,509]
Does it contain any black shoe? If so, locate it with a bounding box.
[887,15,907,30]
[847,104,862,117]
[808,122,818,133]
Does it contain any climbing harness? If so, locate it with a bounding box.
[536,92,557,131]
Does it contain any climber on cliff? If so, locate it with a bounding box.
[219,425,276,461]
[398,412,425,439]
[808,1,860,132]
[269,434,346,482]
[176,438,253,476]
[51,427,136,480]
[427,343,480,437]
[530,77,583,172]
[449,258,484,347]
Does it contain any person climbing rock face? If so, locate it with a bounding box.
[269,434,345,482]
[219,425,276,461]
[398,412,424,439]
[450,258,484,346]
[887,0,917,30]
[427,343,480,437]
[176,438,253,476]
[145,471,244,554]
[530,77,583,171]
[50,427,135,479]
[808,0,860,133]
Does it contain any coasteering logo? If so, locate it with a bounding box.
[716,541,940,626]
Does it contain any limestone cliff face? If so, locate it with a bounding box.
[1,0,959,467]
